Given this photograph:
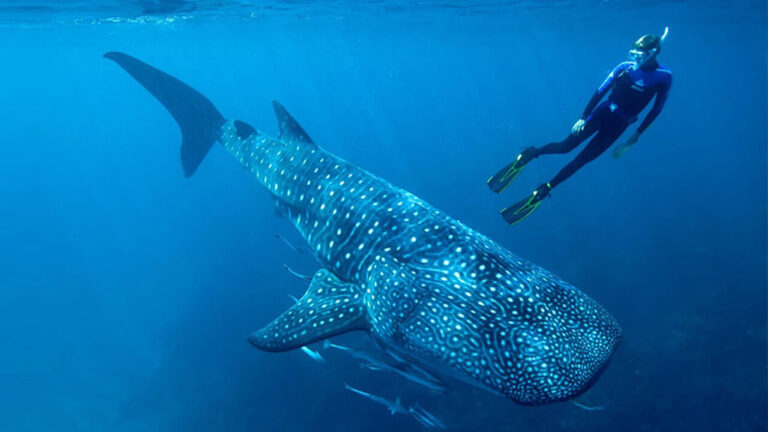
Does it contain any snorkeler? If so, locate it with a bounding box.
[488,28,673,225]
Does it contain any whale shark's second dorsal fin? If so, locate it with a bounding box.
[272,101,316,148]
[248,269,367,352]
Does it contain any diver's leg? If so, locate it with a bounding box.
[489,112,599,194]
[501,131,614,224]
[488,137,572,193]
[532,114,601,159]
[499,110,620,224]
[533,133,587,157]
[548,123,627,188]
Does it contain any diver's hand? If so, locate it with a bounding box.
[613,132,640,159]
[571,119,586,136]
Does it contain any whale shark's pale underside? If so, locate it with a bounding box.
[105,52,622,405]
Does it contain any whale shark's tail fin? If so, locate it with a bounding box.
[104,52,226,177]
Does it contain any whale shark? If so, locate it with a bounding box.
[104,52,622,405]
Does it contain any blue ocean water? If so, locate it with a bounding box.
[0,1,765,431]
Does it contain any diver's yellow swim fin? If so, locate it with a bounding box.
[501,183,551,225]
[487,147,536,194]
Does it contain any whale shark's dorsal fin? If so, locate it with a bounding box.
[272,100,316,147]
[248,269,367,352]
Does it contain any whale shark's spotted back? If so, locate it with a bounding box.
[106,52,622,405]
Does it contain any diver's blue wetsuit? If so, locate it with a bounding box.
[534,60,672,187]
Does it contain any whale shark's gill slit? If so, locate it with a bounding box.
[103,52,225,178]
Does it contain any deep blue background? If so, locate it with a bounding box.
[0,2,765,431]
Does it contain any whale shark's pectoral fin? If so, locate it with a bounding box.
[248,269,367,352]
[272,101,316,148]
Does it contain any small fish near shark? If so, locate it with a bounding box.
[104,52,622,405]
[324,340,449,393]
[345,384,447,430]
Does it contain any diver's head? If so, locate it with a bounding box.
[634,34,662,52]
[628,32,663,69]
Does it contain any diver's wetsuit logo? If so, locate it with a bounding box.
[632,79,646,91]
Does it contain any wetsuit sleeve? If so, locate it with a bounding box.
[581,62,630,119]
[637,74,672,134]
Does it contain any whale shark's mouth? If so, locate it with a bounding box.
[571,355,616,400]
[543,317,623,404]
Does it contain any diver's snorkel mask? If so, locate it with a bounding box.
[629,26,668,70]
[627,48,652,63]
